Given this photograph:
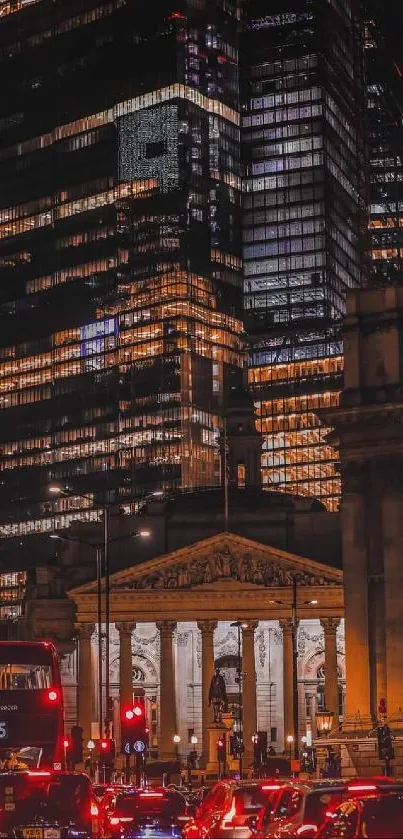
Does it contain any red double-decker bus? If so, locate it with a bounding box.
[0,641,65,769]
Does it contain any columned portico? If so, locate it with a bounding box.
[70,532,344,766]
[197,620,217,763]
[157,621,177,760]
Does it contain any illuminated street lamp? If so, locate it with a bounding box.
[315,708,334,736]
[190,734,198,746]
[173,734,181,761]
[286,734,294,762]
[49,481,150,736]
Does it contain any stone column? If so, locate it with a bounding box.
[321,619,340,730]
[242,622,258,766]
[157,621,177,760]
[341,487,372,727]
[116,622,136,711]
[76,623,95,743]
[280,619,294,746]
[197,620,217,764]
[382,492,403,719]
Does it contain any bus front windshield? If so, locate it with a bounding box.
[0,663,53,690]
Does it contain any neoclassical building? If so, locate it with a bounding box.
[61,532,344,763]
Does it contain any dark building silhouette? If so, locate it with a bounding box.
[0,0,244,540]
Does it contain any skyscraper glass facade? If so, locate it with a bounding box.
[241,0,366,510]
[0,0,244,538]
[365,7,403,286]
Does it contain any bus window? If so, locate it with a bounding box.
[0,663,53,690]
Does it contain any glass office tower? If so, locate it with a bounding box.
[365,8,403,286]
[0,0,244,537]
[241,0,366,510]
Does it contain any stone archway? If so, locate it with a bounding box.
[300,651,346,727]
[109,651,158,689]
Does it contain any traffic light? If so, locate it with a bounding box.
[99,738,116,766]
[70,725,83,765]
[121,697,147,753]
[377,724,394,761]
[217,735,226,763]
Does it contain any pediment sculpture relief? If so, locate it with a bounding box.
[115,545,338,591]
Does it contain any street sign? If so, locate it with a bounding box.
[133,739,146,753]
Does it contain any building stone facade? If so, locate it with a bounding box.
[60,532,344,764]
[321,287,403,776]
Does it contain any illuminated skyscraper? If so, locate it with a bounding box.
[0,0,244,537]
[365,4,403,286]
[241,0,366,510]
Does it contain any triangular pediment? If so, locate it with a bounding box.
[70,532,342,597]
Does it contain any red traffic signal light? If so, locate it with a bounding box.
[98,738,116,762]
[121,698,147,754]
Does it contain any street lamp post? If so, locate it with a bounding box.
[315,708,334,779]
[286,734,294,763]
[50,514,150,738]
[291,578,299,761]
[173,734,181,762]
[49,483,113,734]
[50,532,104,735]
[87,739,95,779]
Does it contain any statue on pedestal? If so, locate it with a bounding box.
[208,667,228,723]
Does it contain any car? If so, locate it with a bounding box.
[253,778,403,838]
[101,787,191,838]
[182,779,283,839]
[98,786,138,834]
[317,793,403,838]
[0,770,99,838]
[94,783,128,802]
